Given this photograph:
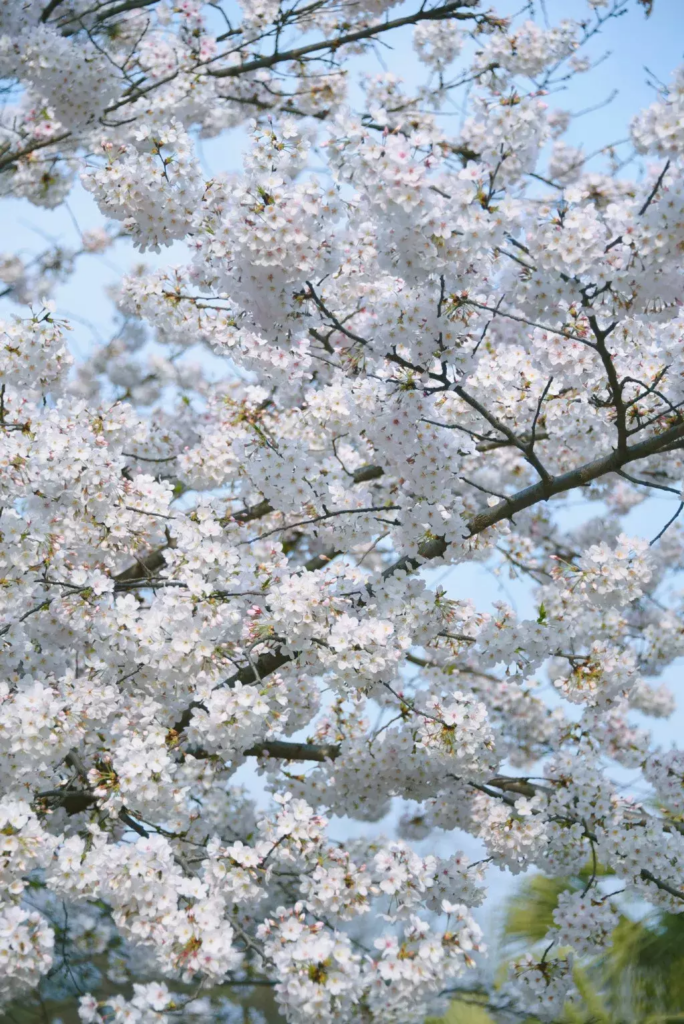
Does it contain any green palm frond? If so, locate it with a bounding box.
[503,873,578,948]
[427,992,497,1024]
[435,859,684,1024]
[502,862,615,951]
[500,870,684,1023]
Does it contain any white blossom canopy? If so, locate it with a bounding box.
[0,0,683,1021]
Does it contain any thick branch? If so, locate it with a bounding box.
[640,868,684,902]
[0,132,72,173]
[208,2,480,79]
[385,417,684,577]
[588,316,627,452]
[40,0,68,21]
[93,0,160,21]
[114,546,170,584]
[244,740,340,761]
[113,465,382,585]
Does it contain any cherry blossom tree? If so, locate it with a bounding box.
[0,0,684,1021]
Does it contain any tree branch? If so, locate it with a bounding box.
[638,159,671,216]
[385,416,684,577]
[208,2,482,80]
[244,740,340,761]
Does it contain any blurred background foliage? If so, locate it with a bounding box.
[431,865,684,1024]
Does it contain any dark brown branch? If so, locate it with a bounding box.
[114,466,382,585]
[95,0,160,21]
[638,159,671,217]
[114,546,170,584]
[640,868,684,902]
[208,2,481,80]
[306,283,370,347]
[229,499,275,524]
[464,300,594,347]
[0,599,52,638]
[588,315,627,452]
[385,416,684,577]
[650,501,684,547]
[617,468,681,496]
[352,465,384,483]
[119,808,149,836]
[453,384,552,486]
[172,648,296,733]
[244,740,340,761]
[247,504,399,544]
[40,0,68,21]
[0,132,72,173]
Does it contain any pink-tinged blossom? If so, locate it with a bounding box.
[0,1,681,1020]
